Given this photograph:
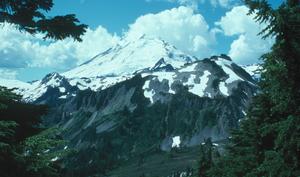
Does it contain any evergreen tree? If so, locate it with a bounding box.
[206,0,300,176]
[196,138,220,177]
[0,0,87,41]
[0,1,86,176]
[0,87,70,177]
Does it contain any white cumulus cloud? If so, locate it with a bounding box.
[1,7,218,80]
[216,5,274,65]
[0,68,18,79]
[149,0,236,8]
[125,6,216,58]
[0,23,119,78]
[0,5,272,80]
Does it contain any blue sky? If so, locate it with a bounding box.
[50,0,230,33]
[49,0,236,52]
[0,0,282,81]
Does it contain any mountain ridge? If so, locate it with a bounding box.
[0,37,259,176]
[0,37,256,103]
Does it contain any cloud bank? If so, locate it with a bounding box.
[0,5,274,80]
[216,5,274,64]
[0,24,119,79]
[148,0,237,9]
[125,6,216,58]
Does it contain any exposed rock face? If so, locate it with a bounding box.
[0,37,258,176]
[42,56,257,176]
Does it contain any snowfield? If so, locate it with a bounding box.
[0,37,255,103]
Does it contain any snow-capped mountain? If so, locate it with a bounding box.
[62,36,197,92]
[0,36,196,102]
[64,35,196,78]
[141,56,256,104]
[43,55,257,176]
[0,36,259,176]
[0,36,254,102]
[0,78,32,92]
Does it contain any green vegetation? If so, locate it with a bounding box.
[0,1,86,176]
[197,0,300,176]
[196,138,219,177]
[0,87,71,177]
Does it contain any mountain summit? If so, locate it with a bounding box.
[63,36,196,78]
[0,37,258,176]
[0,37,256,104]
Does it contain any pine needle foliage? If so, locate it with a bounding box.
[200,1,300,176]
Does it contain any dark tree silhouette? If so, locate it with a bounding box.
[0,0,87,41]
[202,1,300,176]
[0,87,71,177]
[0,2,87,176]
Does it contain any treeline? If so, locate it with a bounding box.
[196,1,300,176]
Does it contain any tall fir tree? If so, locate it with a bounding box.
[202,0,300,176]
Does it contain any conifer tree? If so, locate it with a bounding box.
[0,1,86,176]
[0,0,87,41]
[0,87,71,177]
[197,138,219,177]
[205,0,300,176]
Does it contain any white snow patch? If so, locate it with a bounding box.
[184,70,211,97]
[219,82,229,96]
[180,172,188,177]
[216,57,250,97]
[0,75,70,102]
[68,75,132,92]
[216,58,244,83]
[63,38,193,78]
[58,95,67,99]
[17,74,67,102]
[142,72,177,103]
[242,110,247,115]
[0,78,32,89]
[172,136,181,148]
[142,80,155,103]
[179,63,196,72]
[153,71,176,94]
[141,73,150,78]
[51,156,59,162]
[213,143,219,146]
[243,64,261,78]
[59,87,66,93]
[0,78,34,97]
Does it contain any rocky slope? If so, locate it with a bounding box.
[46,57,256,176]
[0,37,258,176]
